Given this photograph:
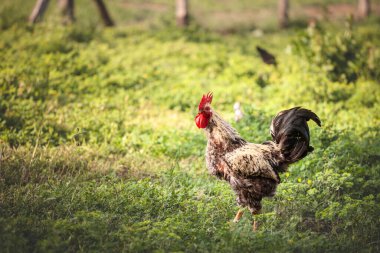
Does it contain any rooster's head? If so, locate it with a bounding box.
[195,92,213,129]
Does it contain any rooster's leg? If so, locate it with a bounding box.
[233,209,244,223]
[252,210,261,231]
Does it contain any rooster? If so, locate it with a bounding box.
[195,93,321,230]
[256,46,277,66]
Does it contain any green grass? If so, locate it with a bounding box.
[1,0,380,252]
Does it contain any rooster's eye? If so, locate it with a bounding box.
[205,106,210,111]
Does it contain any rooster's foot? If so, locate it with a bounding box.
[233,209,244,223]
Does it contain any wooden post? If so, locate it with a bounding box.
[59,0,75,24]
[29,0,50,24]
[92,0,115,26]
[278,0,289,28]
[176,0,189,27]
[358,0,371,19]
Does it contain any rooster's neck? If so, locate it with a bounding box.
[205,111,246,151]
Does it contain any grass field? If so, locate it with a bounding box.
[1,0,380,252]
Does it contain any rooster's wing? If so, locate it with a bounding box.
[225,143,279,182]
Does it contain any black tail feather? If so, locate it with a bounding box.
[270,107,321,164]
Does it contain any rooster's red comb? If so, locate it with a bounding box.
[198,92,213,110]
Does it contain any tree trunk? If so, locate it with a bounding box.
[176,0,189,27]
[29,0,50,24]
[93,0,115,26]
[59,0,75,24]
[278,0,289,28]
[358,0,371,19]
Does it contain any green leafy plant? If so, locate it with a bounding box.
[292,19,379,83]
